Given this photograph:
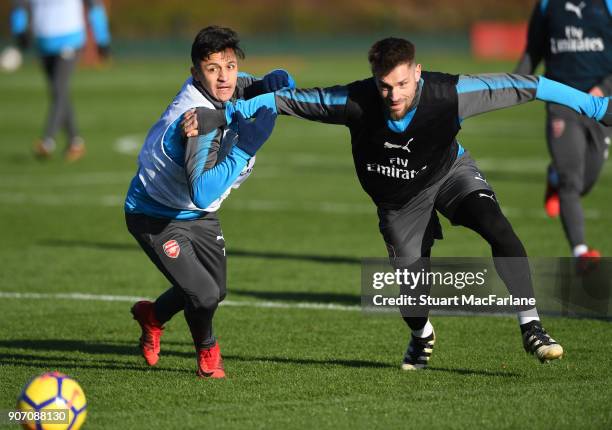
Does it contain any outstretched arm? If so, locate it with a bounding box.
[239,69,296,99]
[457,74,611,126]
[513,0,547,75]
[225,85,353,124]
[184,84,355,137]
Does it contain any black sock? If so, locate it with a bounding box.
[519,320,540,334]
[403,316,428,332]
[154,286,185,325]
[201,336,216,349]
[184,307,216,350]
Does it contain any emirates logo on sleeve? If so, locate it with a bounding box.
[163,240,181,259]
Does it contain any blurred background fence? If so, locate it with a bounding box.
[1,0,536,59]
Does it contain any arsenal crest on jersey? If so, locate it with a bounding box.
[551,119,566,139]
[163,239,181,258]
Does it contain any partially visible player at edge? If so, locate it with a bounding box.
[125,26,293,378]
[185,37,612,369]
[514,0,612,262]
[10,0,111,161]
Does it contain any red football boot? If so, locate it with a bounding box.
[196,342,225,379]
[544,183,560,218]
[581,249,601,258]
[131,300,164,366]
[576,248,601,274]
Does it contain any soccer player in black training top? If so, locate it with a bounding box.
[514,0,612,261]
[184,37,612,368]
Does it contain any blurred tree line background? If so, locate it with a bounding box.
[2,0,535,38]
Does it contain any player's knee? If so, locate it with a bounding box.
[390,254,421,269]
[579,179,596,197]
[191,289,221,312]
[200,295,220,311]
[482,214,516,247]
[494,223,518,249]
[557,172,582,194]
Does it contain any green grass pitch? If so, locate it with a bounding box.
[0,52,611,429]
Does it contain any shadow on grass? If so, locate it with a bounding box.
[67,340,520,374]
[0,341,521,376]
[0,351,192,374]
[0,339,191,359]
[38,239,138,251]
[7,152,33,165]
[231,288,360,306]
[37,239,361,265]
[224,354,395,369]
[0,340,389,370]
[0,351,389,372]
[427,367,521,378]
[228,249,360,265]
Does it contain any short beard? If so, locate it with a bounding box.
[388,105,408,120]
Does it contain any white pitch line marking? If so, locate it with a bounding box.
[0,291,360,312]
[0,171,134,188]
[0,291,514,318]
[0,192,601,219]
[114,134,143,156]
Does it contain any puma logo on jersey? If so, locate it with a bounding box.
[384,138,414,152]
[478,192,496,202]
[216,235,226,256]
[565,1,586,19]
[474,174,488,184]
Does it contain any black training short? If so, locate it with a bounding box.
[378,152,493,266]
[125,211,227,311]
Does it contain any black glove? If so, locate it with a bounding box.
[235,107,277,156]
